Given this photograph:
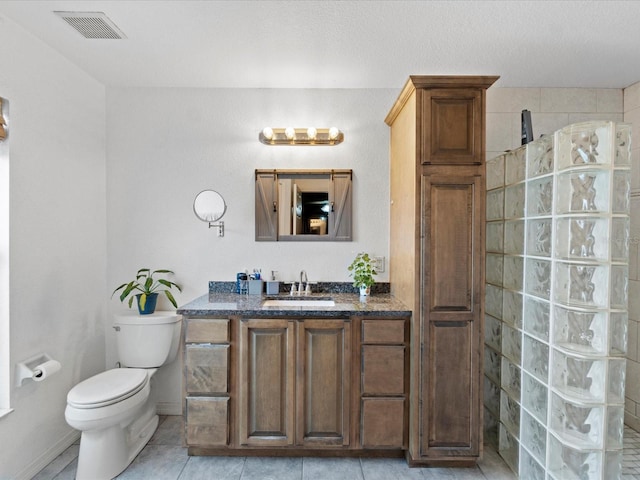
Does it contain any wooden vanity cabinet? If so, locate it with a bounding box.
[386,76,498,466]
[183,315,409,456]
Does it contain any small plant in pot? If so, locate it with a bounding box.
[112,268,182,315]
[348,252,377,296]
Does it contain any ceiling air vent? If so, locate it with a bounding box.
[54,11,126,39]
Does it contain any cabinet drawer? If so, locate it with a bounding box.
[362,345,405,395]
[186,319,229,343]
[186,396,229,446]
[185,345,229,394]
[362,319,405,344]
[361,398,406,448]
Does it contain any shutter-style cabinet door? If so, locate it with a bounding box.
[255,172,277,241]
[329,171,352,241]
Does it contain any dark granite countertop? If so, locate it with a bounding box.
[177,291,411,318]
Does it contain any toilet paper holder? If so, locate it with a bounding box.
[15,353,60,386]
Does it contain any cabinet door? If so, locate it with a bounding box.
[239,319,295,446]
[361,398,406,449]
[186,397,229,446]
[255,171,277,241]
[420,174,482,459]
[420,88,483,165]
[329,171,352,240]
[296,319,351,446]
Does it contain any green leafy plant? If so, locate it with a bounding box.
[347,252,377,289]
[112,268,182,310]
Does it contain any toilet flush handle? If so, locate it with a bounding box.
[113,326,120,331]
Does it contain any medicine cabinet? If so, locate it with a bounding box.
[255,169,352,241]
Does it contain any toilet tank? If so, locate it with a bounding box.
[114,312,182,368]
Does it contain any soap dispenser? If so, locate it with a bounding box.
[266,271,280,295]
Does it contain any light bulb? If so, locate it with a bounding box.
[285,127,295,140]
[307,127,317,140]
[329,127,340,140]
[262,127,274,140]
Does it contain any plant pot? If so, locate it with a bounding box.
[359,286,371,296]
[136,293,159,315]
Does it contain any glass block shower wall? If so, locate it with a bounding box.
[485,121,631,479]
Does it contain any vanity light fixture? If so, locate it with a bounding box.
[259,127,344,145]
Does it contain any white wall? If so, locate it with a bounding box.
[105,87,397,408]
[0,14,107,480]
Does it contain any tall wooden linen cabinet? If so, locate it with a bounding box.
[385,76,498,466]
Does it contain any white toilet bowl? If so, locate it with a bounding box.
[65,368,158,479]
[65,312,181,480]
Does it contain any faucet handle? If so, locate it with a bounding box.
[305,283,312,295]
[289,282,297,295]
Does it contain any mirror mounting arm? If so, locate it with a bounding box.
[209,221,224,237]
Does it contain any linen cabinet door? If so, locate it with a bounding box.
[296,319,351,447]
[420,88,483,165]
[239,318,295,446]
[420,174,482,460]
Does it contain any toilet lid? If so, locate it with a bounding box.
[67,368,148,409]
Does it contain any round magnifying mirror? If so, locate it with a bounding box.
[194,190,227,222]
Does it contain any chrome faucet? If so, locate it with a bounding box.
[299,270,308,294]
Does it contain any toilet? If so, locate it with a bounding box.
[65,311,181,480]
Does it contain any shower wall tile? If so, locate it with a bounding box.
[519,448,545,480]
[487,155,506,191]
[623,81,640,111]
[628,320,639,362]
[486,253,504,286]
[486,114,515,153]
[540,88,597,113]
[533,113,571,139]
[596,89,623,113]
[568,112,624,124]
[522,372,548,424]
[486,87,541,113]
[628,279,640,319]
[502,290,523,329]
[505,149,526,185]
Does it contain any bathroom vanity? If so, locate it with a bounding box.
[178,292,411,458]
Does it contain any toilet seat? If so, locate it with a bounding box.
[67,368,148,409]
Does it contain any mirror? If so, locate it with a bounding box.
[255,169,352,241]
[194,190,226,237]
[194,190,226,222]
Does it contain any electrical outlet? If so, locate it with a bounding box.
[372,256,385,273]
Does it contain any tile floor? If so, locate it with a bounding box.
[32,416,515,480]
[31,417,640,479]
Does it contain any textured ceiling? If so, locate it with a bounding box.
[1,0,639,89]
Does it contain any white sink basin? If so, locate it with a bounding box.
[262,299,336,307]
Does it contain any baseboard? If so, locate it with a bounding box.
[157,401,182,416]
[15,427,80,480]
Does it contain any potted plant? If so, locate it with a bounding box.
[112,268,182,315]
[348,252,377,296]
